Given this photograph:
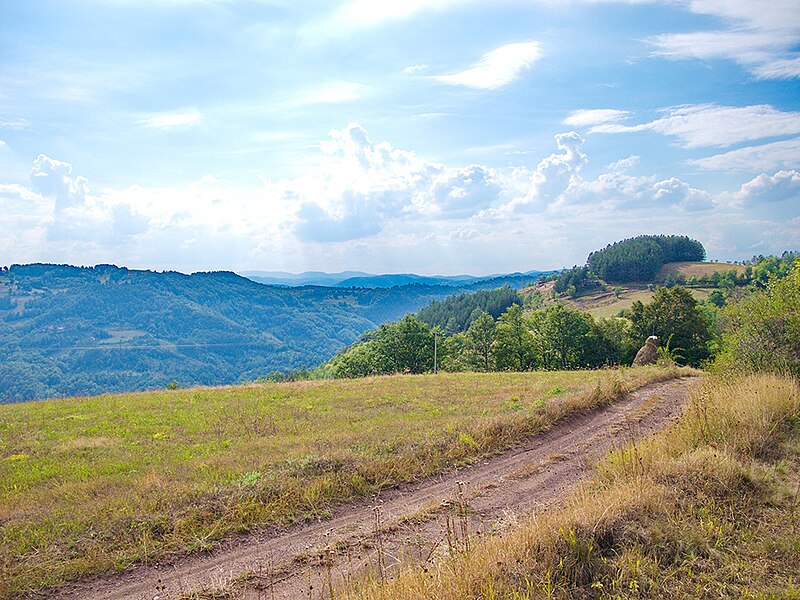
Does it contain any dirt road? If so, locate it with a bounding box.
[55,376,697,600]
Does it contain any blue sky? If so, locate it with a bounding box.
[1,0,798,275]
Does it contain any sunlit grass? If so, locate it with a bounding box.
[346,373,800,599]
[0,366,689,597]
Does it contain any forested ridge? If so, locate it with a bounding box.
[0,264,543,403]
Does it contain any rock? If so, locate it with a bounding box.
[632,335,660,366]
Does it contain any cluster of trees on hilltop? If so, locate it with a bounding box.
[545,235,706,293]
[321,284,717,378]
[587,235,706,283]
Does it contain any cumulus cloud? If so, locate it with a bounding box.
[435,42,542,90]
[30,154,89,212]
[726,170,800,206]
[551,159,713,214]
[648,0,800,79]
[294,124,507,241]
[505,131,587,213]
[592,104,800,148]
[4,125,798,273]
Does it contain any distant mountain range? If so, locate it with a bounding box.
[240,270,546,288]
[0,264,550,402]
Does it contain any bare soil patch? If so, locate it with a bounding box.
[53,377,697,600]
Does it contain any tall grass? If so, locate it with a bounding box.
[347,373,800,599]
[0,366,688,598]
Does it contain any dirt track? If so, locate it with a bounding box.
[55,376,697,600]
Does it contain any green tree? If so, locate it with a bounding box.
[466,310,496,371]
[627,286,712,367]
[495,304,535,371]
[531,304,591,369]
[440,332,471,372]
[329,341,379,378]
[717,259,800,377]
[374,314,434,374]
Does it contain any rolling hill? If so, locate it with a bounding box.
[0,264,545,403]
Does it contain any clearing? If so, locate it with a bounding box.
[52,376,697,600]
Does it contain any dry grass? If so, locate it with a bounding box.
[0,367,689,598]
[657,261,746,281]
[530,284,716,320]
[347,373,800,599]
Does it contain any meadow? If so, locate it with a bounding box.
[347,372,800,599]
[0,366,689,597]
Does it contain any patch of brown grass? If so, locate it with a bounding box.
[347,373,800,599]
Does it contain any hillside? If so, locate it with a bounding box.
[533,260,749,318]
[0,264,544,403]
[0,367,688,597]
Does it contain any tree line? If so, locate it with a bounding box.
[319,284,718,378]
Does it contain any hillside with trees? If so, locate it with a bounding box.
[322,251,798,378]
[0,264,544,403]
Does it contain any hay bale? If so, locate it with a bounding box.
[632,335,660,366]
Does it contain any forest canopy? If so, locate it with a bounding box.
[586,235,706,283]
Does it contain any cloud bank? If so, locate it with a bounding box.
[2,124,797,273]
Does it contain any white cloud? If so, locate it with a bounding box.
[649,0,800,79]
[726,170,800,206]
[140,108,202,129]
[563,109,631,128]
[402,64,428,74]
[4,126,798,273]
[295,124,507,242]
[0,118,29,131]
[690,138,800,171]
[435,42,542,90]
[327,0,466,29]
[30,154,89,212]
[593,104,800,147]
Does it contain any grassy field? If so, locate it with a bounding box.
[657,261,746,281]
[349,372,800,599]
[533,283,715,319]
[0,367,691,598]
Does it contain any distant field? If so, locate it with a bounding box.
[532,282,714,319]
[657,261,745,280]
[0,367,689,597]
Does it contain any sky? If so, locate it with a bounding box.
[1,0,798,275]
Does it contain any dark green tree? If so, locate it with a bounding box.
[466,310,496,371]
[531,305,592,369]
[373,314,434,374]
[627,286,712,366]
[495,304,535,371]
